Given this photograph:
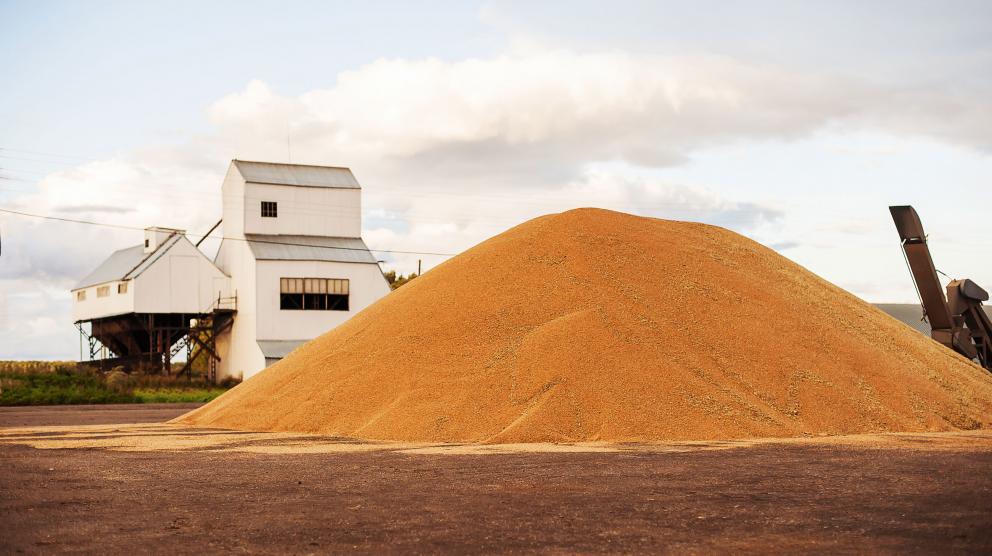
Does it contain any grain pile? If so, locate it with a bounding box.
[177,208,992,442]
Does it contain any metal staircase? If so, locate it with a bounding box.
[77,293,237,381]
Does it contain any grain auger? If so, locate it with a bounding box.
[890,205,991,371]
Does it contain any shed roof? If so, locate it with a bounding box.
[874,304,929,335]
[233,160,360,189]
[244,234,379,264]
[258,340,307,360]
[73,233,183,290]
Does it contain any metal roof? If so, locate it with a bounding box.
[258,340,307,360]
[245,234,379,264]
[124,234,183,280]
[233,160,360,189]
[874,303,992,335]
[874,304,930,335]
[73,233,183,290]
[74,245,146,290]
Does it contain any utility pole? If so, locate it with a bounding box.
[417,259,422,276]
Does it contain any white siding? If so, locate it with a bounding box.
[132,237,230,314]
[73,161,388,382]
[254,259,390,350]
[242,183,362,238]
[222,165,247,239]
[71,282,134,322]
[169,256,198,307]
[144,227,177,253]
[214,239,264,381]
[72,237,229,321]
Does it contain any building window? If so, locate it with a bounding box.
[144,239,150,248]
[118,282,128,294]
[76,290,86,302]
[97,285,110,298]
[261,201,278,218]
[280,278,303,309]
[280,277,349,311]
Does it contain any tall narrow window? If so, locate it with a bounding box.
[327,278,350,311]
[303,278,327,310]
[280,278,304,309]
[261,201,278,218]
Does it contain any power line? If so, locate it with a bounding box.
[0,207,141,231]
[0,176,784,229]
[0,207,457,258]
[0,146,91,162]
[0,154,78,167]
[0,146,788,227]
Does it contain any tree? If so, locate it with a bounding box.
[384,269,418,290]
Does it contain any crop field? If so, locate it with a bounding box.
[2,405,991,554]
[0,361,232,406]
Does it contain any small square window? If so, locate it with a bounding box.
[76,290,86,302]
[97,285,110,298]
[118,282,128,294]
[261,201,278,218]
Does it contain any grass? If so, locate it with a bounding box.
[0,370,137,405]
[131,388,228,403]
[0,361,236,406]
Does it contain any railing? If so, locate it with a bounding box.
[212,290,238,312]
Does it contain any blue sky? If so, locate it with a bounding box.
[1,0,990,359]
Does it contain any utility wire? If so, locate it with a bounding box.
[0,207,457,257]
[0,207,141,231]
[0,146,91,162]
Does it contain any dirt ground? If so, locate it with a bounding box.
[0,403,200,427]
[2,405,991,554]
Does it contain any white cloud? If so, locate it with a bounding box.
[3,44,989,358]
[207,49,868,174]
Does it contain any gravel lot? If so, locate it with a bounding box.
[2,405,991,554]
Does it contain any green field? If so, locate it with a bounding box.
[0,361,233,406]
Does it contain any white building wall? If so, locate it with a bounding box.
[253,260,390,344]
[71,281,134,322]
[132,237,230,314]
[144,227,179,253]
[71,237,229,322]
[71,161,385,382]
[222,165,247,239]
[214,239,264,381]
[243,183,361,238]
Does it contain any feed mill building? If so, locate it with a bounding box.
[71,160,391,381]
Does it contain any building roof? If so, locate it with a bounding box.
[258,340,307,360]
[244,234,379,264]
[874,303,992,335]
[233,160,360,189]
[73,233,183,290]
[874,304,930,335]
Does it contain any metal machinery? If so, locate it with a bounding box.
[890,205,991,370]
[77,293,236,381]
